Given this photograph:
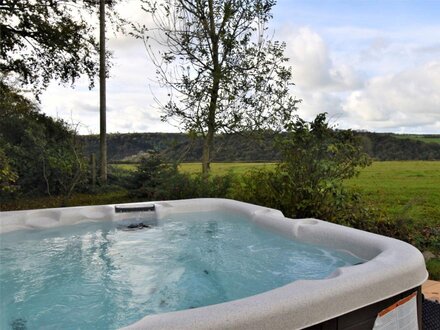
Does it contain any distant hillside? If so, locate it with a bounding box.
[358,133,440,160]
[80,132,440,162]
[80,132,279,162]
[393,134,440,145]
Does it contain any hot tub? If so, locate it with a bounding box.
[0,198,428,329]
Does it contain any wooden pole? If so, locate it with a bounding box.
[99,0,107,183]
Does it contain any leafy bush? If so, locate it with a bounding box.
[230,114,372,223]
[128,153,182,199]
[128,153,236,201]
[414,226,440,255]
[189,172,236,198]
[426,258,440,280]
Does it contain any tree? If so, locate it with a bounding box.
[0,0,123,183]
[137,0,299,173]
[0,82,88,200]
[0,0,100,95]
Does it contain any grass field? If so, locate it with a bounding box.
[113,162,276,174]
[113,163,138,171]
[346,161,440,227]
[179,162,276,175]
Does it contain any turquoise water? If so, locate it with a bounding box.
[0,211,363,329]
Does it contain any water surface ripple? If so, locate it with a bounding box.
[0,211,362,329]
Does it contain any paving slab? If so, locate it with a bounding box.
[423,280,440,302]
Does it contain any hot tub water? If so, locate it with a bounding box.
[0,211,363,329]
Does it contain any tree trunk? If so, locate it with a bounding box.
[201,0,219,175]
[99,0,107,183]
[201,75,221,175]
[201,74,219,175]
[202,126,214,174]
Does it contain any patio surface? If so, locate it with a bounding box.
[423,280,440,302]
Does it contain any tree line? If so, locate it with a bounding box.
[80,131,440,163]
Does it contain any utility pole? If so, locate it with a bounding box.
[99,0,107,183]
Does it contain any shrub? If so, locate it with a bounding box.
[128,153,185,200]
[426,259,440,280]
[128,153,236,201]
[230,113,372,223]
[190,172,236,198]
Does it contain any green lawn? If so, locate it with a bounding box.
[113,163,138,171]
[346,161,440,228]
[111,163,275,175]
[112,162,276,175]
[179,162,276,175]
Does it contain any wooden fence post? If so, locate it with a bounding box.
[91,153,96,188]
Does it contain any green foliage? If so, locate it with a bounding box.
[414,227,440,255]
[231,114,372,223]
[426,259,440,280]
[0,0,124,95]
[0,83,88,199]
[0,1,94,94]
[106,164,134,188]
[359,133,440,160]
[189,172,236,198]
[394,134,440,145]
[0,144,18,192]
[128,153,235,201]
[128,153,190,200]
[128,154,164,192]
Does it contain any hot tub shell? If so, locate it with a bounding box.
[0,198,428,329]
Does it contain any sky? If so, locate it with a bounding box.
[40,0,440,135]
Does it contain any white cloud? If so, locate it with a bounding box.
[295,90,343,121]
[284,27,333,88]
[277,26,440,133]
[282,27,363,92]
[279,27,363,124]
[342,61,440,131]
